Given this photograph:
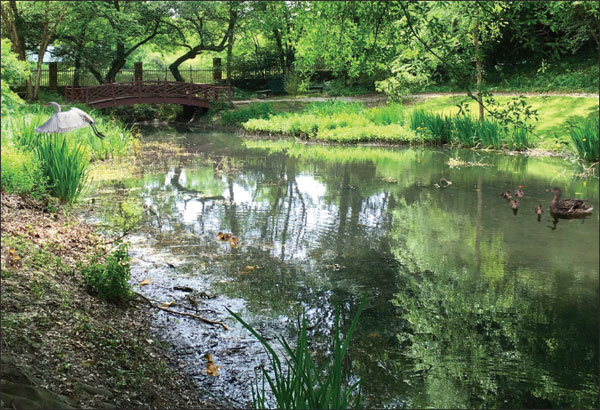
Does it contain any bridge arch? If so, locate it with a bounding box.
[65,80,230,109]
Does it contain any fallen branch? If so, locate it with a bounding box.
[134,291,229,331]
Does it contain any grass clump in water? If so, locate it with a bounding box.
[34,134,90,203]
[228,298,365,409]
[566,116,599,162]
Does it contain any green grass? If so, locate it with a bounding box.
[566,116,599,162]
[34,134,90,203]
[221,102,275,125]
[0,144,47,198]
[228,298,365,409]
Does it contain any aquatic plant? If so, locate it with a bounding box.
[410,110,453,143]
[566,115,599,162]
[228,298,365,409]
[34,134,90,203]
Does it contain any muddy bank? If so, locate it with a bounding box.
[0,193,221,409]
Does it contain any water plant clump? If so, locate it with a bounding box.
[228,298,365,409]
[80,243,133,304]
[34,134,90,204]
[566,115,599,162]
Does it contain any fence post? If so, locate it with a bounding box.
[213,58,222,82]
[49,62,58,91]
[134,62,143,82]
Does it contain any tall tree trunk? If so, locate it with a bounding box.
[88,65,104,85]
[226,34,234,86]
[474,10,484,121]
[169,47,200,82]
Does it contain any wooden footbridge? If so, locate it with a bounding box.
[64,80,230,108]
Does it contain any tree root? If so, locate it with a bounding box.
[134,291,229,331]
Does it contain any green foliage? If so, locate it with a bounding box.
[365,104,405,125]
[80,244,132,304]
[566,116,599,162]
[409,110,533,150]
[221,103,275,125]
[1,39,30,115]
[34,134,90,203]
[0,144,47,198]
[106,198,144,234]
[228,298,365,409]
[283,70,301,97]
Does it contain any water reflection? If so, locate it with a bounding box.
[90,129,598,408]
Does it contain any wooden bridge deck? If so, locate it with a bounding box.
[64,80,230,108]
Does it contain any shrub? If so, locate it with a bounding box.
[34,134,90,203]
[283,70,301,97]
[80,244,132,304]
[566,115,599,162]
[0,144,47,198]
[228,297,365,409]
[221,103,275,125]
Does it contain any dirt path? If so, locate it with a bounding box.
[232,91,598,106]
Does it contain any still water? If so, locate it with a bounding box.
[90,127,598,408]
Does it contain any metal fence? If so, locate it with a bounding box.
[24,67,220,87]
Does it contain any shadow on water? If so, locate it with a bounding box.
[87,128,599,409]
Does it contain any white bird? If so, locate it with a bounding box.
[35,101,105,139]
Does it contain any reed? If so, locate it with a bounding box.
[34,134,90,203]
[409,110,452,143]
[228,298,365,409]
[566,116,599,162]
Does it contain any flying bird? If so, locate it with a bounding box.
[35,101,105,139]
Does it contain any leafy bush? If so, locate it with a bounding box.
[34,134,90,203]
[566,115,599,162]
[80,244,132,304]
[0,144,47,198]
[283,70,301,97]
[221,103,275,125]
[228,298,365,409]
[1,39,30,116]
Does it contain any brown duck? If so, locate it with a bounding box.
[500,191,511,200]
[514,189,524,198]
[546,187,593,218]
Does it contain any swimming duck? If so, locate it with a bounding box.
[514,189,524,198]
[535,204,543,221]
[229,236,240,246]
[510,199,519,215]
[500,191,511,200]
[546,187,593,218]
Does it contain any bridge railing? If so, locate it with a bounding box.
[65,80,231,105]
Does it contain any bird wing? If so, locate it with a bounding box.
[35,111,90,133]
[68,107,95,124]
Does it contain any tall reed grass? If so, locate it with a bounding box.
[566,116,599,162]
[228,298,365,409]
[34,134,90,203]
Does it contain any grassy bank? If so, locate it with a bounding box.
[1,98,137,204]
[233,95,598,160]
[0,194,216,409]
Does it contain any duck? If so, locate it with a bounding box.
[546,187,593,218]
[514,189,524,198]
[500,191,511,200]
[229,236,240,246]
[510,199,519,215]
[535,204,543,215]
[535,204,543,221]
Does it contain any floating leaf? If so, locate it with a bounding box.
[140,278,152,286]
[160,301,174,308]
[203,353,221,377]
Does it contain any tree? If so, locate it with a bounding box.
[165,1,239,82]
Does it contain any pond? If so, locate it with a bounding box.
[86,127,598,409]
